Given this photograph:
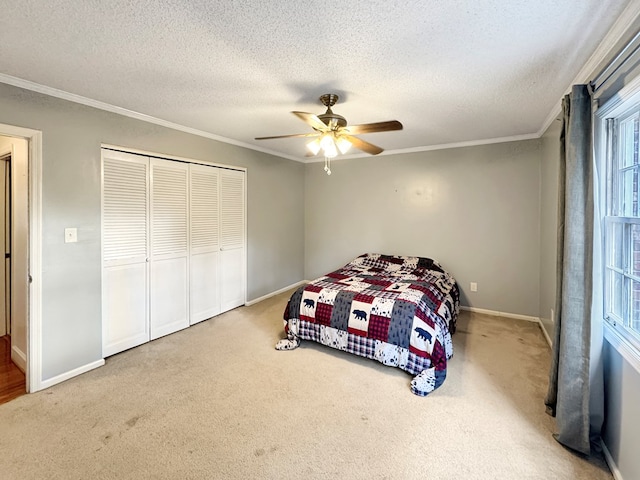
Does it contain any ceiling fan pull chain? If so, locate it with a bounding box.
[325,156,331,175]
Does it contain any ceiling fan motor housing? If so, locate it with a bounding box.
[318,94,346,129]
[318,111,347,129]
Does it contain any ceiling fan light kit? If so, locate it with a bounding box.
[255,93,403,175]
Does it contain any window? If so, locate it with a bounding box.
[604,105,640,349]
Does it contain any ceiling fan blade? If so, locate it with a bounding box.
[292,111,329,131]
[343,120,403,135]
[343,135,384,155]
[255,132,320,140]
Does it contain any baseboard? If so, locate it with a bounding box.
[245,280,307,306]
[460,305,540,323]
[601,440,623,480]
[11,345,27,373]
[539,321,552,348]
[460,306,551,347]
[39,359,105,390]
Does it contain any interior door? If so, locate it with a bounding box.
[150,159,189,340]
[189,164,220,324]
[102,150,150,356]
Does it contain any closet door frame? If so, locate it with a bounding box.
[101,145,247,354]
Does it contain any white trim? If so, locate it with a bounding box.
[584,0,640,84]
[101,143,247,173]
[0,123,42,394]
[539,321,553,348]
[28,130,42,394]
[596,73,640,118]
[244,172,248,308]
[245,280,307,306]
[604,321,640,374]
[538,0,640,137]
[460,305,540,323]
[11,345,26,373]
[304,133,541,163]
[601,439,624,480]
[39,359,105,391]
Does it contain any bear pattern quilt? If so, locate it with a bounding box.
[276,253,459,396]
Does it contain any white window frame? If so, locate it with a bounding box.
[597,75,640,369]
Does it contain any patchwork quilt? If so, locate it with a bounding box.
[276,253,459,396]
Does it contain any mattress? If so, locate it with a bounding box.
[276,253,459,396]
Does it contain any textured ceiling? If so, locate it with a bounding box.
[0,0,634,161]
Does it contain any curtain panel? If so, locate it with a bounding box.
[545,84,603,456]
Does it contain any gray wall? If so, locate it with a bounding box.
[603,342,640,480]
[305,140,542,317]
[538,119,562,339]
[0,83,305,382]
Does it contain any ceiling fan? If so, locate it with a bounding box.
[255,93,403,174]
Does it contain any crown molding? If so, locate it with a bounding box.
[1,72,545,163]
[303,133,541,163]
[0,73,302,162]
[538,0,640,137]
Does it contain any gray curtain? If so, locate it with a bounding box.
[545,84,601,455]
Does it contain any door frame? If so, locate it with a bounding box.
[0,123,43,394]
[0,151,8,338]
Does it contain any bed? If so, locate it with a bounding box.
[276,253,459,396]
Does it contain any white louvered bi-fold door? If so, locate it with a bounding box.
[189,164,221,324]
[150,159,190,340]
[102,150,149,356]
[220,169,246,312]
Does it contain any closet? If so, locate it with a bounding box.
[101,149,246,357]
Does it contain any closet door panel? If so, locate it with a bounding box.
[103,263,147,356]
[189,164,220,324]
[102,150,149,356]
[220,247,244,311]
[150,159,189,340]
[190,251,220,323]
[150,256,188,339]
[220,169,246,312]
[220,170,245,250]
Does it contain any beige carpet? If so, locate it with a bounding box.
[0,291,612,479]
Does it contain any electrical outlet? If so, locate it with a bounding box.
[470,282,478,292]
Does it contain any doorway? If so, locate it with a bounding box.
[0,149,24,404]
[0,130,34,401]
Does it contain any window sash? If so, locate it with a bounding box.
[604,108,640,350]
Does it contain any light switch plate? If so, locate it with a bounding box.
[65,227,77,243]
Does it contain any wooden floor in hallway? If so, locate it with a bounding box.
[0,335,25,405]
